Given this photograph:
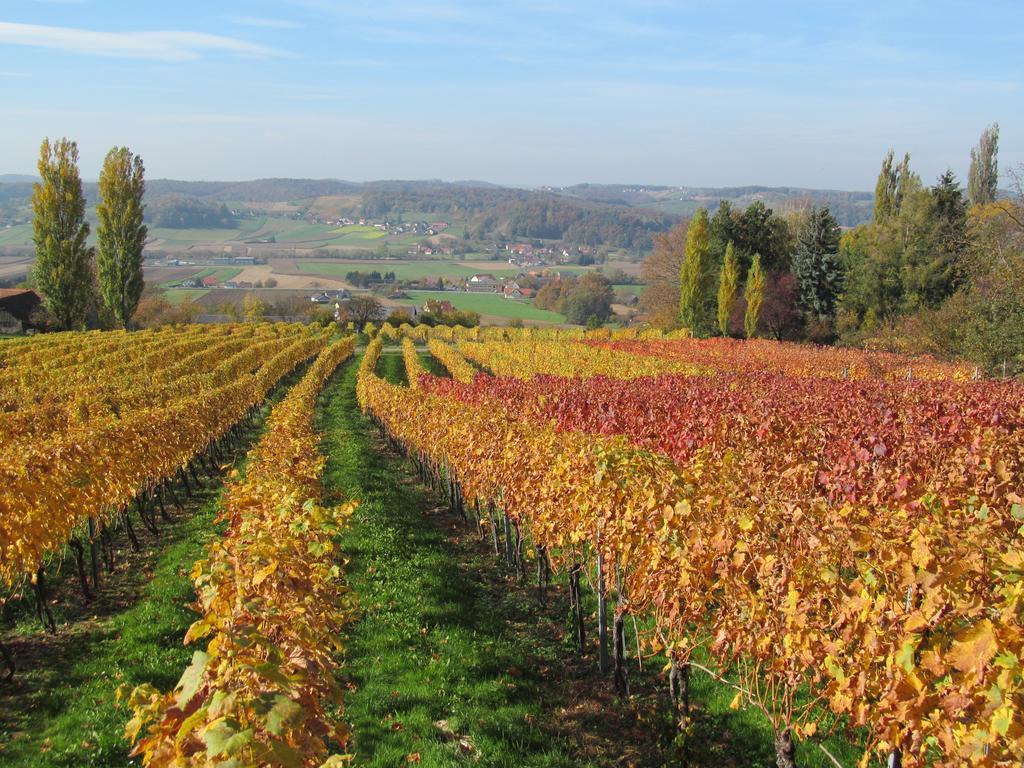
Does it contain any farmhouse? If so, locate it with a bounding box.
[466,274,499,293]
[503,282,535,300]
[0,288,42,333]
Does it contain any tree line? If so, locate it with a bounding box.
[30,137,147,330]
[534,271,616,326]
[643,123,1022,375]
[359,181,677,249]
[147,195,236,229]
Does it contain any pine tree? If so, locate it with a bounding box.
[968,123,999,206]
[678,208,712,335]
[792,206,844,323]
[902,170,968,309]
[97,147,147,329]
[716,240,739,336]
[32,138,95,330]
[744,253,765,339]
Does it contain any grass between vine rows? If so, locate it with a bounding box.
[320,355,591,766]
[0,497,224,767]
[321,354,675,766]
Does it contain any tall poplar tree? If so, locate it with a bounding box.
[32,137,94,330]
[874,150,912,221]
[792,206,843,323]
[678,207,712,335]
[716,240,739,336]
[894,152,912,214]
[744,253,765,339]
[97,146,147,328]
[873,150,897,221]
[968,123,999,206]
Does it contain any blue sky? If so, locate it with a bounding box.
[0,0,1020,189]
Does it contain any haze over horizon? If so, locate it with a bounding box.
[1,1,1020,190]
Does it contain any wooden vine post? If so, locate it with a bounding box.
[87,516,100,589]
[596,548,609,674]
[612,570,628,695]
[569,563,585,653]
[536,545,549,607]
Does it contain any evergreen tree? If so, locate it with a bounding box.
[708,200,736,263]
[716,240,739,336]
[735,200,793,272]
[708,199,791,274]
[838,226,905,327]
[902,170,968,309]
[32,137,95,330]
[744,253,765,339]
[97,146,147,329]
[792,206,843,322]
[968,123,999,206]
[678,208,712,335]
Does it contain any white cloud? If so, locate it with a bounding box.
[0,22,282,61]
[230,16,303,30]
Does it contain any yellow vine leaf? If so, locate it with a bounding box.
[947,619,998,675]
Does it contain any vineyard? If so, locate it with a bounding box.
[357,330,1023,768]
[1,325,1021,767]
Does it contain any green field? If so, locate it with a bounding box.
[297,260,518,281]
[163,288,210,304]
[0,216,395,251]
[397,290,565,322]
[159,267,242,289]
[193,267,243,281]
[613,283,645,295]
[148,226,254,246]
[241,220,387,245]
[331,224,388,241]
[293,259,605,283]
[147,218,388,249]
[0,224,33,247]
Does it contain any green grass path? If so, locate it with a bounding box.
[0,484,226,767]
[319,356,595,767]
[0,375,294,767]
